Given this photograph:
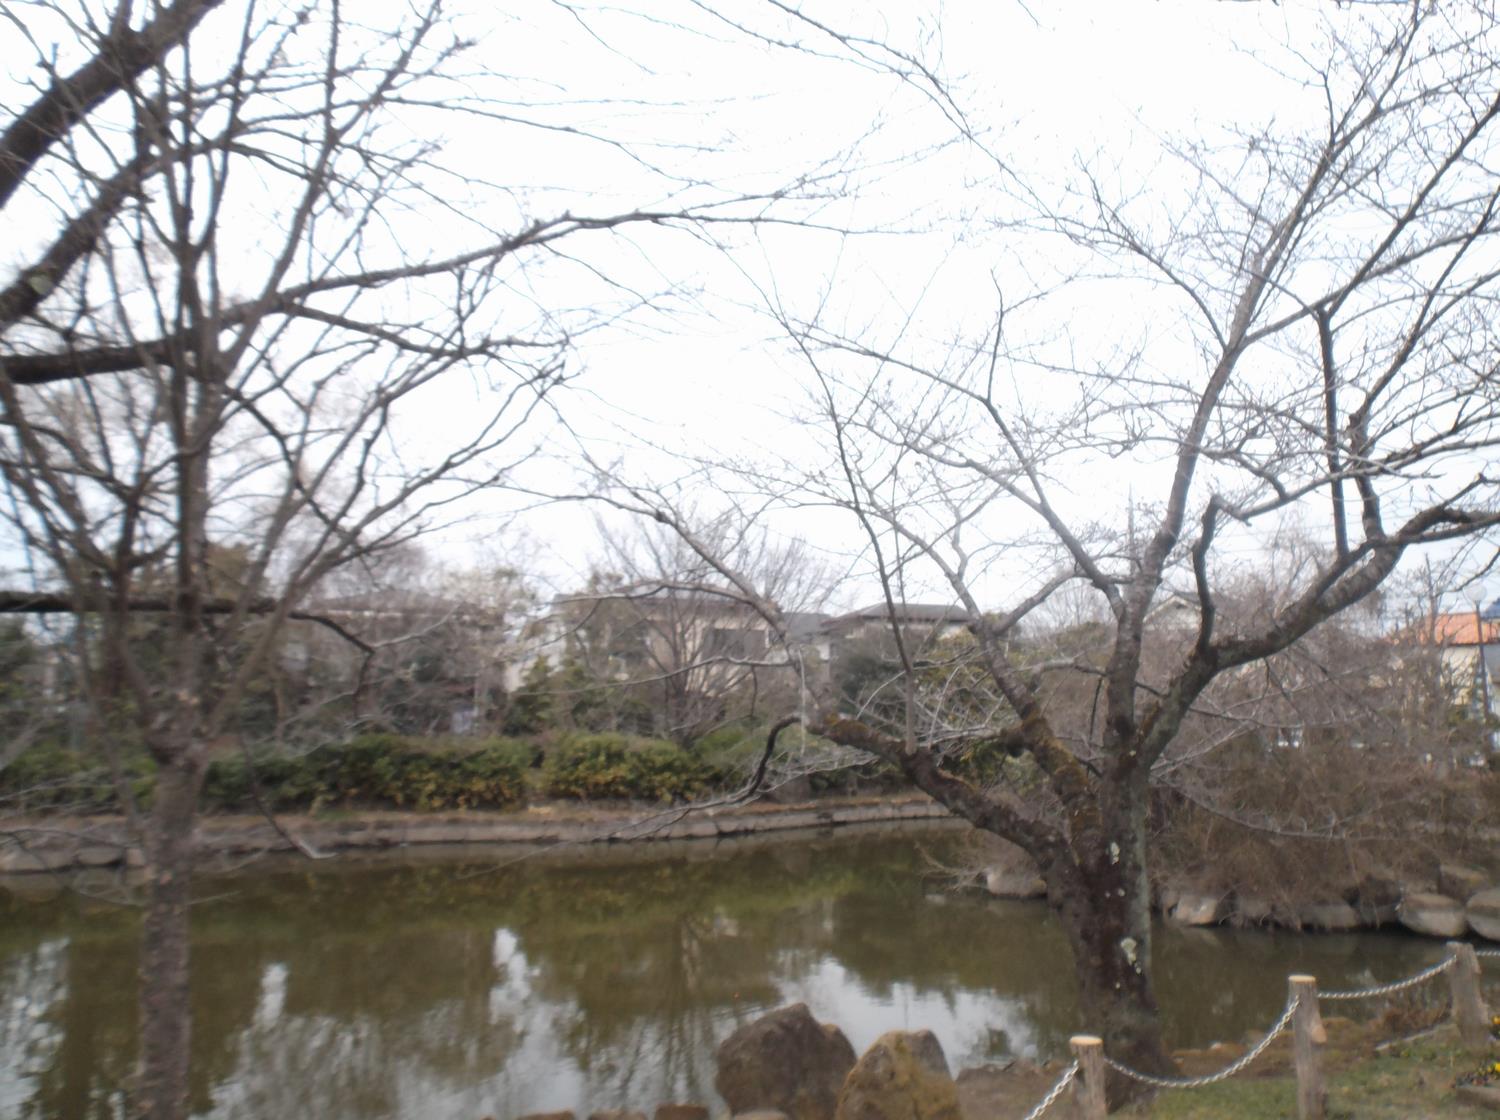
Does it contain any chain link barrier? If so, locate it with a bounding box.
[1104,997,1298,1089]
[1103,952,1465,1095]
[1051,950,1487,1102]
[1320,956,1453,1001]
[1016,1061,1078,1120]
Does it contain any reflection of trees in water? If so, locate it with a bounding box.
[0,940,67,1119]
[0,839,901,1119]
[0,839,921,1119]
[190,938,272,1113]
[824,892,1082,1055]
[199,958,522,1120]
[194,926,515,1118]
[1,832,1443,1120]
[0,893,141,1120]
[279,928,498,1020]
[509,855,856,1106]
[1150,925,1443,1050]
[2,935,137,1120]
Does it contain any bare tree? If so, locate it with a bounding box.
[608,3,1500,1093]
[0,3,894,1117]
[558,516,831,746]
[272,548,539,739]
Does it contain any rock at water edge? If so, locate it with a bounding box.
[835,1030,962,1120]
[983,867,1046,899]
[1169,892,1225,927]
[1467,888,1500,942]
[1397,892,1468,939]
[715,1003,856,1120]
[1298,901,1364,932]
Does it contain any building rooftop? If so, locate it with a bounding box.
[1402,612,1500,647]
[826,602,971,628]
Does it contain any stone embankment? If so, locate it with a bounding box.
[0,795,955,875]
[980,857,1500,945]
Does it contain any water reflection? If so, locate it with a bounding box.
[0,826,1447,1119]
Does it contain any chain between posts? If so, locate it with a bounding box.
[1103,997,1298,1089]
[1101,952,1471,1095]
[1016,1061,1078,1120]
[1475,948,1500,960]
[1320,956,1453,1001]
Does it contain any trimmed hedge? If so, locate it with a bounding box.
[1,734,535,814]
[3,724,910,812]
[202,734,535,812]
[0,743,155,812]
[543,733,715,802]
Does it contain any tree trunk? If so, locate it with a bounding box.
[1045,794,1175,1108]
[1064,896,1170,1098]
[133,750,205,1120]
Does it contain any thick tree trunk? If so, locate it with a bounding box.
[814,714,1176,1108]
[133,751,206,1120]
[1044,788,1175,1107]
[1061,887,1170,1096]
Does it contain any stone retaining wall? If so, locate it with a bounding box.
[0,796,955,875]
[1148,861,1500,943]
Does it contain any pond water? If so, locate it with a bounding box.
[0,822,1449,1120]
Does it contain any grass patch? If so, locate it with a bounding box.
[1126,1025,1497,1120]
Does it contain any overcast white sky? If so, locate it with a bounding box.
[419,0,1488,613]
[4,0,1495,616]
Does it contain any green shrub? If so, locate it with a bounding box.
[629,740,715,801]
[0,741,156,813]
[200,735,533,813]
[7,733,538,815]
[445,740,534,807]
[202,750,322,811]
[695,723,761,764]
[544,733,713,802]
[201,754,251,808]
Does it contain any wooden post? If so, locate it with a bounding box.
[1070,1034,1108,1120]
[1290,974,1326,1120]
[1447,941,1491,1051]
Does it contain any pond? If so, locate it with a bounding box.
[0,821,1449,1119]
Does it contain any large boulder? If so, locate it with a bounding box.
[1467,888,1500,942]
[983,867,1046,899]
[1169,892,1225,927]
[835,1031,962,1120]
[1438,863,1491,902]
[1298,901,1364,932]
[1397,892,1469,939]
[715,1004,856,1120]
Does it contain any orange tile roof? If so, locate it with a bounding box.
[1409,612,1500,646]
